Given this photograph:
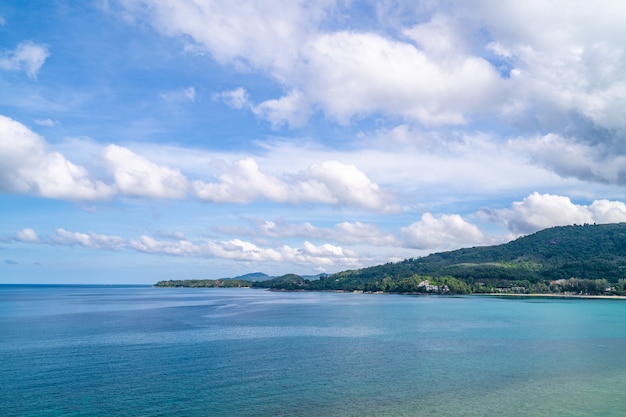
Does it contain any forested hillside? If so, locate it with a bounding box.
[312,223,626,294]
[156,223,626,295]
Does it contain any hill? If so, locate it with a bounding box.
[224,272,272,281]
[311,223,626,294]
[156,223,626,295]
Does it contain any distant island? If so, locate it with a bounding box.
[155,223,626,296]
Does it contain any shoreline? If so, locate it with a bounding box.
[153,286,626,299]
[481,293,626,300]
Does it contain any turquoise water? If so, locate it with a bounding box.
[1,286,626,416]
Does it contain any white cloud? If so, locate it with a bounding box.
[253,90,310,128]
[465,0,626,133]
[0,41,50,78]
[488,192,626,235]
[21,227,362,269]
[102,144,189,198]
[403,14,470,58]
[116,1,504,127]
[282,241,361,267]
[246,131,571,203]
[160,86,196,102]
[215,88,311,127]
[294,160,400,212]
[116,0,626,139]
[302,241,352,258]
[0,118,397,210]
[221,219,396,246]
[214,87,250,109]
[251,30,503,126]
[34,118,60,127]
[192,158,290,203]
[192,158,397,212]
[589,200,626,224]
[0,115,113,200]
[51,228,126,250]
[205,239,284,262]
[120,0,330,71]
[128,235,201,256]
[15,228,39,243]
[401,213,486,250]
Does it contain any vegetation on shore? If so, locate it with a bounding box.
[154,279,253,288]
[155,223,626,296]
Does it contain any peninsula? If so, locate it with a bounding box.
[155,223,626,296]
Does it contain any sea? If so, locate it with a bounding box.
[1,285,626,416]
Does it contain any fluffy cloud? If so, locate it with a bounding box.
[299,31,502,125]
[401,213,486,250]
[118,0,328,71]
[588,200,626,223]
[467,0,626,132]
[51,228,126,250]
[102,144,189,198]
[0,119,189,200]
[0,115,113,200]
[220,219,396,246]
[253,89,310,128]
[15,228,39,243]
[487,192,626,235]
[215,87,311,127]
[116,1,505,126]
[204,239,284,262]
[192,158,396,211]
[0,116,395,210]
[294,161,399,212]
[22,227,362,269]
[192,158,289,203]
[116,0,626,145]
[301,241,355,260]
[107,1,626,197]
[0,41,50,78]
[127,235,201,256]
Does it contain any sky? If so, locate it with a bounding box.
[2,0,626,284]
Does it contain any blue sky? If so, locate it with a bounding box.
[2,0,626,284]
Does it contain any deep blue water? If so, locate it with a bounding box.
[1,286,626,416]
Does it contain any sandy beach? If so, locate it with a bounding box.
[484,293,626,300]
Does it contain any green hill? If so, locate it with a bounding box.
[225,272,272,281]
[312,223,626,294]
[156,223,626,295]
[252,274,309,290]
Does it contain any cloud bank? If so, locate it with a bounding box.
[8,192,626,270]
[110,0,626,191]
[116,0,626,135]
[0,115,395,211]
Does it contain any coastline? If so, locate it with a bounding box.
[482,293,626,300]
[152,285,626,299]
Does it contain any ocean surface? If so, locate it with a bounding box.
[2,286,626,416]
